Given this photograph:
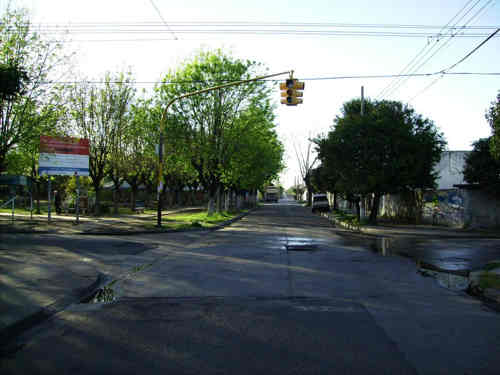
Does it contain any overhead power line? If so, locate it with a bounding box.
[409,27,500,102]
[42,71,500,85]
[377,0,494,100]
[23,21,500,30]
[148,0,178,40]
[441,27,500,72]
[377,0,478,99]
[10,20,499,42]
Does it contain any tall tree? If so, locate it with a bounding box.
[0,6,72,172]
[463,137,500,197]
[156,49,274,215]
[486,91,500,160]
[316,99,446,223]
[223,101,284,193]
[5,96,69,212]
[294,138,317,207]
[68,72,135,215]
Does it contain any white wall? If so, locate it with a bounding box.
[434,151,469,190]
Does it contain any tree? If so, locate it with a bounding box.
[156,49,277,215]
[0,63,28,99]
[316,99,446,224]
[486,91,500,160]
[294,138,317,207]
[121,96,159,211]
[68,72,135,215]
[0,7,72,173]
[5,97,69,213]
[463,137,500,197]
[222,100,284,194]
[103,72,135,213]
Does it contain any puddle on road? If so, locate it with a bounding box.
[351,237,473,291]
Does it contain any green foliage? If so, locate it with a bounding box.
[485,92,500,160]
[310,165,331,193]
[316,98,446,223]
[332,209,359,226]
[155,49,284,210]
[0,63,28,98]
[0,6,71,173]
[68,71,135,214]
[479,272,500,291]
[223,102,284,190]
[463,137,500,197]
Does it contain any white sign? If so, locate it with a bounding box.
[38,136,90,176]
[39,153,90,176]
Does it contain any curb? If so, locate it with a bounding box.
[0,273,111,357]
[320,212,500,240]
[0,208,255,352]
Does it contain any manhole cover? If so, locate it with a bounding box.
[285,243,318,251]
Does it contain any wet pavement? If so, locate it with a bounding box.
[1,200,500,374]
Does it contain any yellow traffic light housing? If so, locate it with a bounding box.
[280,78,304,106]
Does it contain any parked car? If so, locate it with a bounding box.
[312,193,330,213]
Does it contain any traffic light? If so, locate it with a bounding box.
[280,78,304,106]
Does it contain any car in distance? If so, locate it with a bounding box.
[264,185,280,203]
[312,193,330,213]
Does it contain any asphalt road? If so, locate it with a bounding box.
[1,200,500,374]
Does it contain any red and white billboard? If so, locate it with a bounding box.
[39,136,90,176]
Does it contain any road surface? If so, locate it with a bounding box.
[1,200,499,374]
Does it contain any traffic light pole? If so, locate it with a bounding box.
[157,70,292,227]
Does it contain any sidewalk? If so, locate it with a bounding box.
[0,206,205,235]
[0,207,250,353]
[324,213,500,239]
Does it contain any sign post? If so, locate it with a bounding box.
[47,178,52,222]
[39,136,90,223]
[75,172,80,224]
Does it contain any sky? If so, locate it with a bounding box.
[3,0,500,188]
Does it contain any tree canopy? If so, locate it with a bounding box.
[0,7,284,217]
[463,137,500,197]
[315,98,446,223]
[486,91,500,160]
[155,50,284,213]
[0,7,71,172]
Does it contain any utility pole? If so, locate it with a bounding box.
[360,86,365,220]
[156,70,292,227]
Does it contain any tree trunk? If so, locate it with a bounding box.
[236,192,241,210]
[354,198,361,223]
[94,186,101,216]
[113,187,120,214]
[333,192,338,210]
[369,192,381,224]
[35,180,41,214]
[130,188,137,211]
[207,185,217,216]
[224,189,230,212]
[216,185,223,213]
[306,186,313,207]
[207,197,215,216]
[174,189,180,206]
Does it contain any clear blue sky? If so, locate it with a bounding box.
[5,0,500,188]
